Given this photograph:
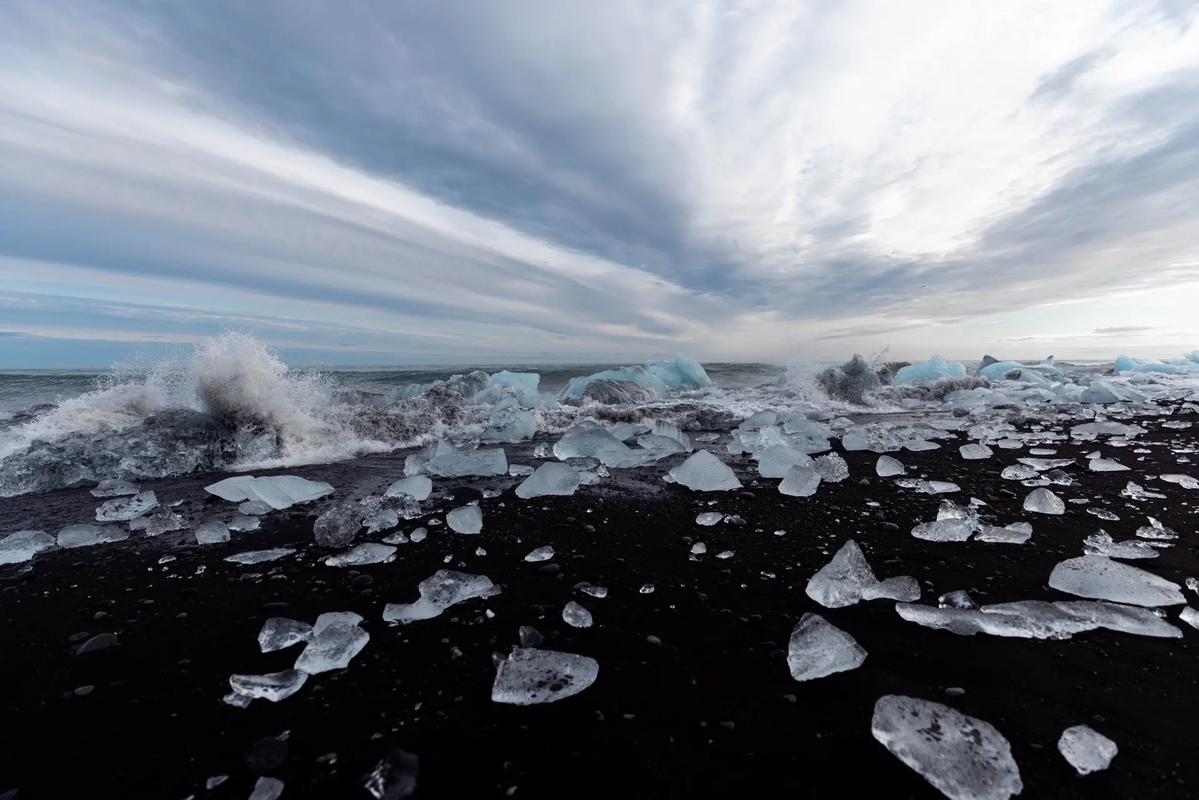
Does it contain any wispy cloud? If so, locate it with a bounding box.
[0,0,1197,366]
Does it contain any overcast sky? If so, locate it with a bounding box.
[1,0,1197,367]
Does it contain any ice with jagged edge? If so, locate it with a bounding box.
[206,475,333,509]
[227,669,308,704]
[0,529,55,564]
[668,450,741,492]
[326,543,396,567]
[95,491,158,522]
[896,598,1180,639]
[806,540,919,608]
[1049,555,1184,606]
[516,462,581,498]
[57,523,129,549]
[225,548,295,565]
[871,695,1022,800]
[1058,725,1118,775]
[875,455,905,477]
[1023,487,1065,515]
[779,464,821,497]
[491,648,599,705]
[1083,531,1159,560]
[786,613,866,681]
[446,505,483,534]
[383,570,499,623]
[405,440,508,478]
[293,612,369,674]
[258,617,314,652]
[558,355,711,402]
[384,475,432,501]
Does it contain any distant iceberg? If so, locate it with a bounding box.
[894,356,967,384]
[1114,354,1199,374]
[559,355,712,403]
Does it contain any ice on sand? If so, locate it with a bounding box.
[779,464,821,497]
[0,530,55,564]
[1049,555,1184,606]
[249,777,285,800]
[259,617,314,653]
[326,543,396,567]
[225,548,295,565]
[91,479,139,497]
[695,512,723,526]
[195,519,230,544]
[757,444,813,479]
[1023,488,1065,515]
[806,540,919,608]
[314,501,362,547]
[786,613,866,681]
[813,452,849,482]
[228,669,307,703]
[871,695,1022,800]
[293,613,369,674]
[382,570,499,624]
[959,444,993,460]
[668,450,741,492]
[1088,458,1129,472]
[895,478,961,494]
[975,522,1032,544]
[1161,473,1199,490]
[95,491,158,522]
[405,440,508,478]
[1058,725,1117,775]
[912,518,975,542]
[57,523,129,549]
[896,599,1180,640]
[524,546,554,562]
[562,601,593,628]
[515,462,580,499]
[205,475,333,509]
[447,505,483,534]
[1083,531,1158,560]
[385,475,433,501]
[491,648,599,705]
[875,455,905,477]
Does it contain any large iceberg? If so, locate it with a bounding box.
[894,356,967,384]
[559,355,711,403]
[1114,354,1199,374]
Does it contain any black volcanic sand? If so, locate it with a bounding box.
[1,406,1198,799]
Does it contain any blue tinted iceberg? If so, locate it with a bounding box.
[560,355,711,402]
[894,356,967,384]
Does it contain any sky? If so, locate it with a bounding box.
[1,0,1197,368]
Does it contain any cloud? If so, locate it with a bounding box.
[0,0,1197,365]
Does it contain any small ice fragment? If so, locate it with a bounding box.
[1181,607,1199,630]
[1083,531,1158,560]
[205,475,333,509]
[509,464,535,477]
[1160,473,1199,489]
[1057,725,1117,775]
[715,549,734,559]
[382,570,499,623]
[1000,464,1038,480]
[639,583,655,594]
[313,501,362,548]
[1049,555,1184,606]
[0,530,55,564]
[95,491,158,522]
[813,453,849,482]
[410,528,427,543]
[912,519,975,542]
[293,616,369,674]
[562,601,593,628]
[668,450,742,492]
[225,548,295,565]
[875,455,905,477]
[385,475,433,501]
[806,539,919,608]
[786,613,867,681]
[959,444,993,460]
[446,505,483,535]
[491,648,599,705]
[1087,508,1120,522]
[1088,458,1128,472]
[228,669,307,703]
[1023,488,1065,515]
[1018,457,1074,471]
[57,523,129,549]
[515,462,581,498]
[871,695,1022,800]
[364,748,420,800]
[258,617,314,653]
[975,522,1032,544]
[579,584,608,599]
[690,542,707,555]
[91,479,139,498]
[779,464,821,497]
[695,512,723,526]
[239,500,273,515]
[141,511,189,536]
[524,546,554,562]
[195,519,230,545]
[249,777,285,800]
[325,543,397,567]
[228,513,260,533]
[1135,517,1178,540]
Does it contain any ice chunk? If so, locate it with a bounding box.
[1071,420,1143,439]
[1018,457,1074,471]
[363,748,421,800]
[91,479,139,498]
[813,452,849,482]
[385,475,433,501]
[896,599,1179,640]
[382,570,499,624]
[959,444,993,460]
[95,491,158,522]
[204,475,333,509]
[553,425,634,466]
[912,518,975,542]
[524,545,554,562]
[228,669,307,703]
[875,455,905,477]
[515,462,580,499]
[0,530,55,564]
[756,444,813,478]
[405,440,507,478]
[57,523,129,549]
[806,540,919,608]
[695,512,723,526]
[491,648,599,705]
[650,419,692,450]
[894,356,968,384]
[1058,725,1117,775]
[1136,517,1178,540]
[668,450,741,492]
[189,519,227,545]
[1181,607,1199,630]
[1000,464,1038,480]
[249,777,285,800]
[239,500,273,515]
[562,601,593,628]
[975,522,1032,544]
[786,613,866,681]
[293,615,369,674]
[1023,488,1065,515]
[313,501,361,547]
[1049,555,1184,606]
[559,356,711,402]
[871,695,1022,800]
[227,513,260,533]
[137,511,189,536]
[325,543,396,567]
[1083,531,1158,560]
[446,505,483,535]
[258,617,314,653]
[778,464,821,497]
[1088,457,1128,472]
[225,548,295,565]
[895,478,961,494]
[1161,473,1199,489]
